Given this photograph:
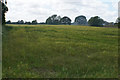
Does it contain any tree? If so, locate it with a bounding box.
[17,20,24,24]
[46,17,52,24]
[60,16,71,25]
[46,14,61,25]
[88,16,104,27]
[114,17,120,28]
[74,15,87,25]
[118,17,120,28]
[32,20,37,24]
[25,21,31,25]
[6,20,11,24]
[1,1,8,25]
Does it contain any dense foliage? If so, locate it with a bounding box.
[60,16,71,25]
[117,17,120,28]
[46,15,61,25]
[74,15,87,25]
[88,16,104,27]
[1,2,8,25]
[46,15,71,25]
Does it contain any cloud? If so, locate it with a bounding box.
[6,0,118,22]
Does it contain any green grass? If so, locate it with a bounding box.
[3,24,118,78]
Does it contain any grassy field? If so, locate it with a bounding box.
[2,24,118,78]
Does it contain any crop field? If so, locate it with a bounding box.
[2,24,118,78]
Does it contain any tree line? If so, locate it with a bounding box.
[6,14,117,27]
[45,15,117,27]
[2,1,119,27]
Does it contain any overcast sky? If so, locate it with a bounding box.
[6,0,119,23]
